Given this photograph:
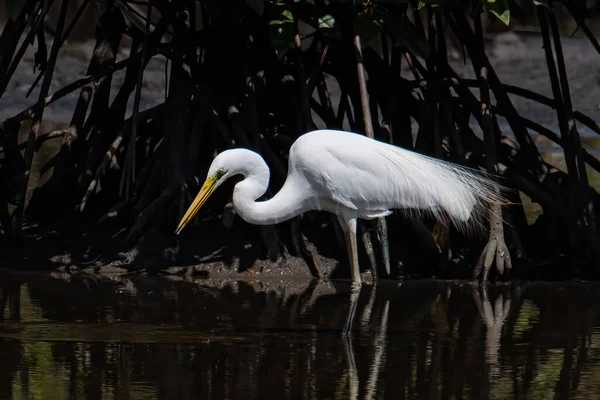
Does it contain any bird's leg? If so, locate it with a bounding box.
[338,215,362,290]
[341,332,359,399]
[359,221,378,283]
[376,217,391,276]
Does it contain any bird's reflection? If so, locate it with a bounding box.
[471,284,512,367]
[342,335,359,400]
[343,288,360,335]
[341,285,390,400]
[365,298,389,400]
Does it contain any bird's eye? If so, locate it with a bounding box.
[215,168,225,179]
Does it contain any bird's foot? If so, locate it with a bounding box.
[473,235,511,282]
[473,204,512,283]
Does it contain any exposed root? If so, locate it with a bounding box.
[359,221,378,283]
[260,225,282,262]
[376,217,391,277]
[291,217,320,278]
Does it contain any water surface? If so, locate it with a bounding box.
[1,271,600,399]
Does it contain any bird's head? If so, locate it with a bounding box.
[175,148,266,235]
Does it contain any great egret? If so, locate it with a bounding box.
[176,129,505,288]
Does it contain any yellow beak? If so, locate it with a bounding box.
[175,172,220,235]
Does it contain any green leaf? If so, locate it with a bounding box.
[484,0,510,26]
[417,1,426,9]
[268,6,296,59]
[5,0,25,20]
[269,9,293,25]
[318,14,335,29]
[246,0,265,16]
[266,3,297,59]
[268,6,294,26]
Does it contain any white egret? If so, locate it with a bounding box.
[176,129,505,288]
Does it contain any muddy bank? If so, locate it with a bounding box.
[0,219,451,285]
[1,216,380,284]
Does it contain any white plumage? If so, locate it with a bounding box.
[176,129,505,288]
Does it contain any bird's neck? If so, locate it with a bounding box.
[232,166,308,226]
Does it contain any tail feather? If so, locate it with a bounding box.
[374,144,508,236]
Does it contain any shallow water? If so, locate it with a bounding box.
[2,271,600,399]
